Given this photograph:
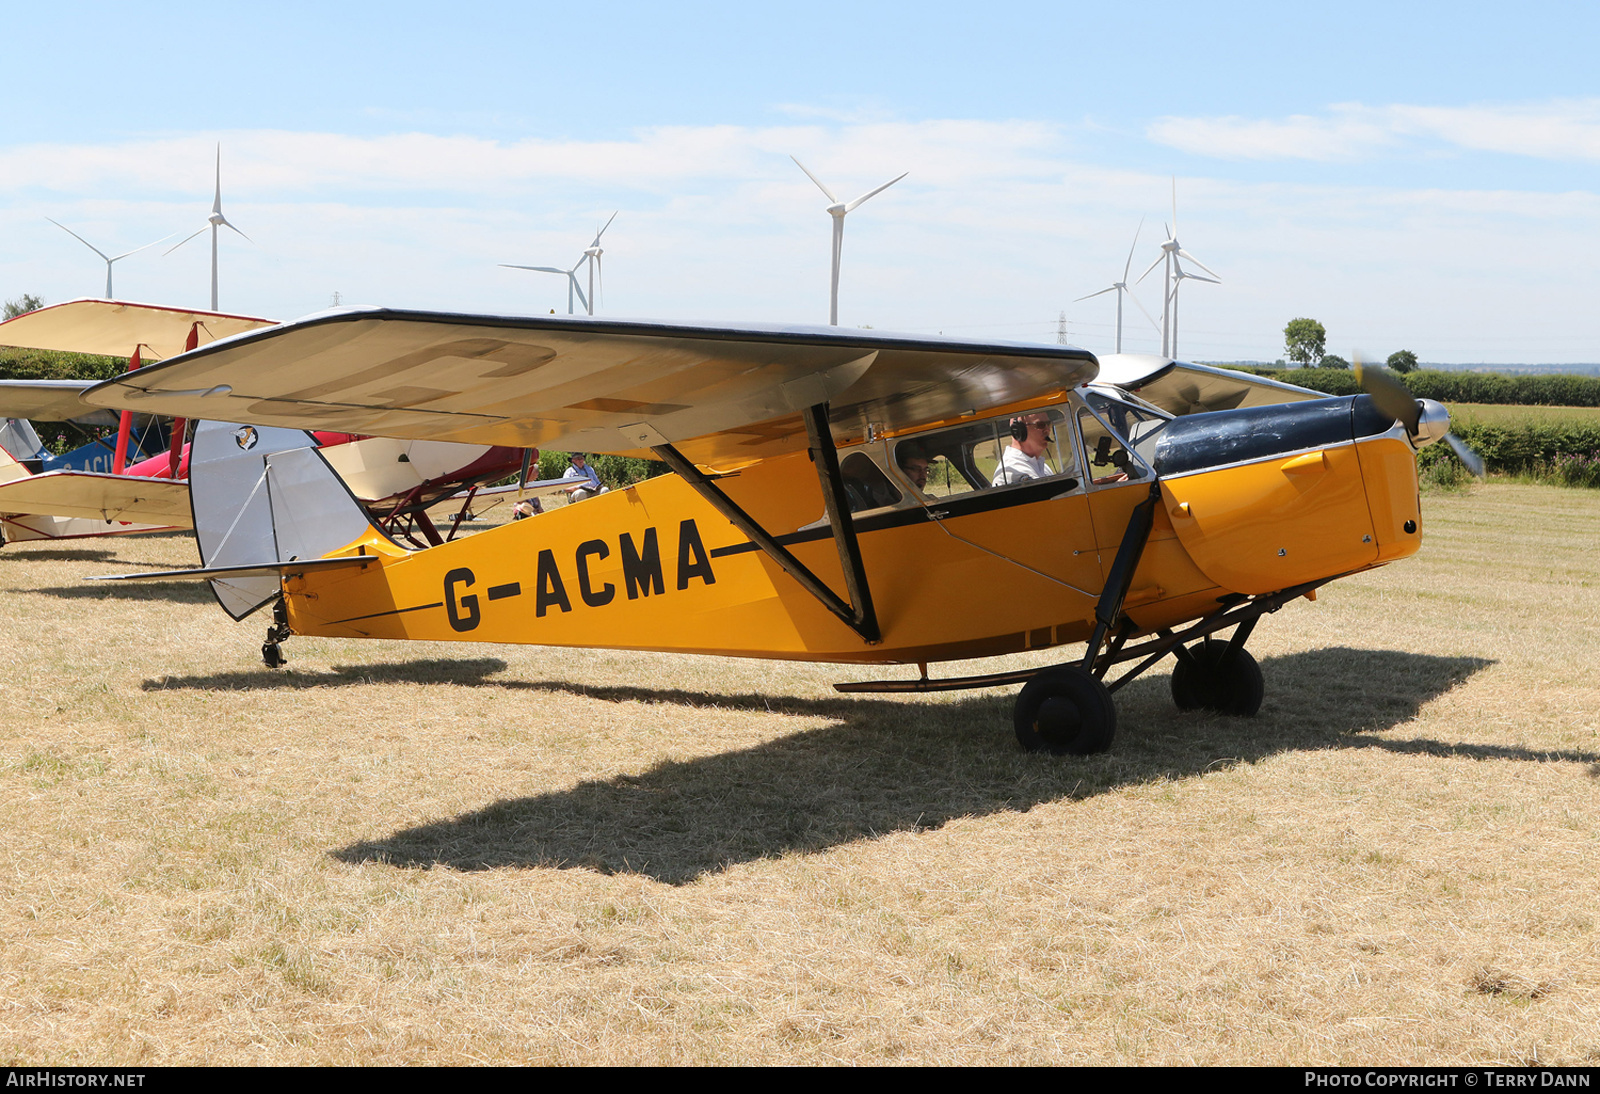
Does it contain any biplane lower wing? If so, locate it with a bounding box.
[0,469,192,526]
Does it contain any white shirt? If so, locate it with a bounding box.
[992,445,1053,487]
[563,462,601,491]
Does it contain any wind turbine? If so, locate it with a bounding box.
[500,212,617,316]
[1136,178,1220,358]
[46,218,171,300]
[791,156,907,325]
[166,144,251,311]
[582,211,617,313]
[1166,265,1220,361]
[1074,219,1161,354]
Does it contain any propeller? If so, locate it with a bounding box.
[1354,353,1484,476]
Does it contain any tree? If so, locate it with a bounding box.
[1283,318,1326,365]
[1387,349,1418,374]
[3,294,43,320]
[1320,353,1350,370]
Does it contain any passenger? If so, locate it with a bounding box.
[992,413,1055,486]
[895,441,931,491]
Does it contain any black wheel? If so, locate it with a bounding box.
[1014,666,1118,755]
[1170,639,1263,716]
[262,641,286,669]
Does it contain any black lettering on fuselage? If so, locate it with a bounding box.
[444,567,480,631]
[619,528,664,599]
[535,549,572,616]
[575,539,616,607]
[676,519,716,589]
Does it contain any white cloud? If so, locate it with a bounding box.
[4,119,1600,362]
[1149,98,1600,163]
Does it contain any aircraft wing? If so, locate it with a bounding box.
[1093,354,1323,415]
[0,470,193,527]
[82,308,1099,469]
[0,379,117,426]
[0,298,276,360]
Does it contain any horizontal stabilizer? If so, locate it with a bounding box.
[92,555,378,583]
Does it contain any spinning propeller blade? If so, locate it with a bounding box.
[1354,353,1484,476]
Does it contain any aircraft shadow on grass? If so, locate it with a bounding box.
[1,547,123,563]
[325,646,1596,886]
[36,581,215,604]
[141,657,514,691]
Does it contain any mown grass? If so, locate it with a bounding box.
[0,486,1597,1064]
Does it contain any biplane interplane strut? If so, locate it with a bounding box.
[85,308,1458,756]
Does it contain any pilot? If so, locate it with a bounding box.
[563,453,609,502]
[992,413,1055,486]
[895,441,931,491]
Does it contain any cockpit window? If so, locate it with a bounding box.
[1085,390,1171,465]
[839,451,902,513]
[892,409,1078,499]
[1078,406,1152,485]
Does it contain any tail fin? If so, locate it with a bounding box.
[190,420,386,619]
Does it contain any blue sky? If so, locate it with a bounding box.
[4,1,1599,362]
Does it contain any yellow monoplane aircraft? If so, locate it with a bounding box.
[84,308,1458,754]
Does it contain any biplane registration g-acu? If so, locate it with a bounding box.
[85,309,1459,755]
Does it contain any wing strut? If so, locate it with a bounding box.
[650,401,880,644]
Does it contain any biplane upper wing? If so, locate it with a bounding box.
[82,309,1099,468]
[0,379,116,426]
[0,298,277,360]
[1093,353,1322,415]
[0,470,193,527]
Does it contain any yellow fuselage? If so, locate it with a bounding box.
[282,400,1423,666]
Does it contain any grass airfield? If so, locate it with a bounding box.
[0,483,1596,1065]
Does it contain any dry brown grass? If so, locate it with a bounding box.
[1,484,1598,1065]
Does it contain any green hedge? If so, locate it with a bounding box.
[0,346,126,382]
[1250,366,1600,407]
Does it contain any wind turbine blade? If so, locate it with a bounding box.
[590,210,618,247]
[108,231,178,263]
[1171,176,1178,239]
[164,225,209,255]
[1122,217,1145,281]
[790,156,838,203]
[46,218,111,262]
[1181,271,1220,285]
[843,171,908,213]
[219,217,252,243]
[213,144,223,214]
[570,273,589,314]
[1074,286,1118,303]
[1135,253,1165,284]
[500,265,568,274]
[1176,249,1220,280]
[1128,287,1162,335]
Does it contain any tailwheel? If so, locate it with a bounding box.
[1014,666,1117,755]
[262,598,291,669]
[1170,638,1263,716]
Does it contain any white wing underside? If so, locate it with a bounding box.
[84,308,1100,470]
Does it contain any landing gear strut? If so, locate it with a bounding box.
[262,598,291,668]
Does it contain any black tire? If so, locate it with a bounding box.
[1170,639,1263,716]
[1014,666,1118,755]
[262,642,286,669]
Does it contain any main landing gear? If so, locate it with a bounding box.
[836,483,1324,755]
